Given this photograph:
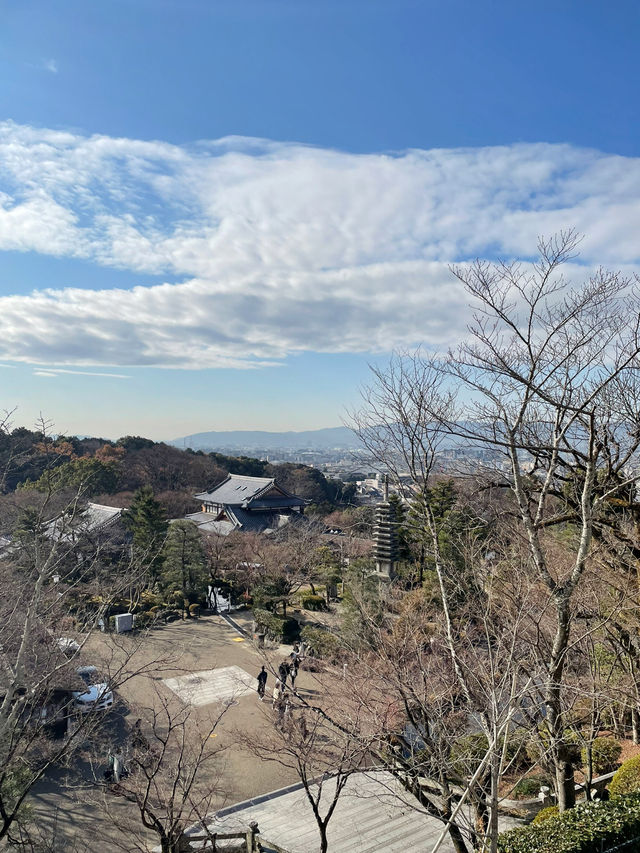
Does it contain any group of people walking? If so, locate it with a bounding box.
[256,644,303,727]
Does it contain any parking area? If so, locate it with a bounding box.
[30,614,308,850]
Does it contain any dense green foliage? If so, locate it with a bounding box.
[609,755,640,796]
[450,731,532,780]
[299,625,341,659]
[160,520,207,596]
[20,457,119,496]
[532,805,559,825]
[301,594,326,611]
[121,485,168,578]
[252,608,300,642]
[498,794,640,852]
[511,775,553,800]
[581,738,622,775]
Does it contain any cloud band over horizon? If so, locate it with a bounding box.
[0,123,639,370]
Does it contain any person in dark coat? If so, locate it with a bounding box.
[257,666,268,700]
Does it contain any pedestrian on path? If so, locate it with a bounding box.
[289,655,299,691]
[257,666,268,700]
[272,679,283,708]
[278,660,289,686]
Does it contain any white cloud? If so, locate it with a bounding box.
[43,59,58,74]
[32,368,130,379]
[0,124,638,369]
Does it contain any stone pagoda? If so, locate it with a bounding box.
[373,475,397,580]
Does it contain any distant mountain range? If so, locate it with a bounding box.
[168,426,364,452]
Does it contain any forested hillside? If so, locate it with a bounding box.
[0,426,355,518]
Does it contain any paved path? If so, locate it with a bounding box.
[30,614,303,851]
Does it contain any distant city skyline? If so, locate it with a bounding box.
[0,1,638,439]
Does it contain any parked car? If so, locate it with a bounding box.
[73,666,114,713]
[56,637,80,657]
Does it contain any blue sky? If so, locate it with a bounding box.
[0,0,638,440]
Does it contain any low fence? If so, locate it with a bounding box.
[602,837,640,853]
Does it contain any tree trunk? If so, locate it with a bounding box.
[319,823,328,853]
[555,759,576,811]
[584,743,593,802]
[632,709,640,744]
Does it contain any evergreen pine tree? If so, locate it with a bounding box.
[160,520,207,598]
[121,485,168,580]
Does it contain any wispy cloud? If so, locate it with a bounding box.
[0,123,638,369]
[43,59,58,74]
[31,368,130,379]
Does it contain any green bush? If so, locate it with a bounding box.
[301,594,327,611]
[582,737,622,775]
[532,805,559,825]
[450,733,491,778]
[511,775,553,800]
[526,728,581,769]
[140,590,163,610]
[610,755,640,796]
[451,732,533,781]
[253,608,300,642]
[134,611,156,629]
[498,793,640,852]
[300,625,340,659]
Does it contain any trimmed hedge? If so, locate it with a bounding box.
[301,594,327,611]
[512,775,553,800]
[532,805,559,825]
[300,625,340,659]
[582,738,622,775]
[610,755,640,796]
[450,732,533,781]
[498,793,640,853]
[253,608,300,643]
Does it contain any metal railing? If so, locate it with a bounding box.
[601,836,640,852]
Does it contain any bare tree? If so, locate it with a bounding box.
[351,231,640,815]
[236,688,366,853]
[89,689,229,853]
[0,420,176,844]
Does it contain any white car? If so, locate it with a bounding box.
[73,666,114,713]
[56,637,80,656]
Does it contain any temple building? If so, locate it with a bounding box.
[185,474,306,536]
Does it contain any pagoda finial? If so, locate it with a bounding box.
[383,473,389,501]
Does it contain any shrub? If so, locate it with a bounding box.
[526,728,581,769]
[301,594,327,611]
[253,608,300,643]
[140,590,163,610]
[532,805,559,825]
[164,609,181,622]
[582,737,622,775]
[498,793,640,852]
[450,733,491,778]
[300,625,340,659]
[511,775,553,800]
[451,733,533,782]
[610,755,640,796]
[189,603,200,619]
[134,611,156,630]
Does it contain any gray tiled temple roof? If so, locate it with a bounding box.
[194,474,305,508]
